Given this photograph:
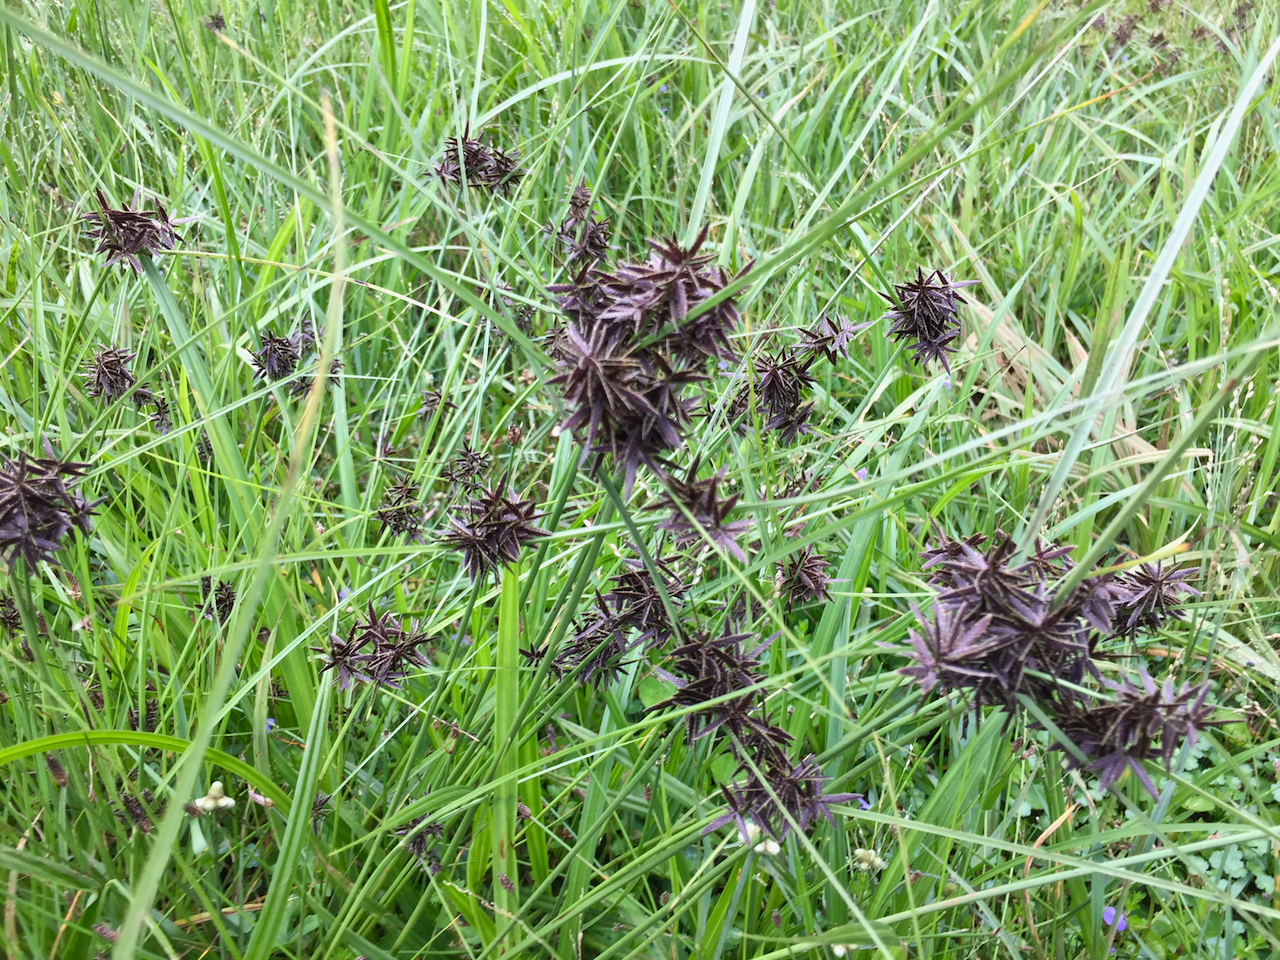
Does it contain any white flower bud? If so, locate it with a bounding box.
[195,780,236,813]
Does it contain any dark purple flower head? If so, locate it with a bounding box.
[879,267,977,375]
[82,188,195,272]
[982,587,1093,697]
[567,179,593,217]
[705,753,860,844]
[0,453,99,570]
[797,314,867,364]
[547,326,702,493]
[377,479,425,542]
[919,527,988,583]
[777,545,832,607]
[145,393,173,434]
[318,631,373,690]
[548,180,612,265]
[599,358,703,495]
[442,440,491,489]
[434,130,523,195]
[1044,671,1220,797]
[898,602,997,699]
[551,596,635,688]
[286,357,343,398]
[319,604,428,689]
[252,330,300,382]
[730,351,816,441]
[84,346,137,404]
[352,603,429,687]
[195,431,214,463]
[434,130,487,185]
[440,483,547,582]
[483,147,525,197]
[649,629,786,752]
[1111,13,1140,47]
[547,262,609,327]
[0,593,19,634]
[931,530,1042,617]
[131,386,160,411]
[1055,572,1121,637]
[653,458,749,561]
[113,787,162,833]
[396,812,444,873]
[311,791,332,834]
[602,556,686,649]
[550,323,655,446]
[765,401,816,443]
[289,315,321,353]
[204,12,225,31]
[200,577,237,623]
[595,225,750,364]
[1112,563,1199,638]
[419,388,456,421]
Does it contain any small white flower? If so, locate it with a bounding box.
[853,847,886,872]
[832,945,850,957]
[754,838,781,856]
[194,780,236,813]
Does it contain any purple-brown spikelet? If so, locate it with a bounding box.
[879,268,977,376]
[652,459,749,561]
[0,453,99,570]
[84,346,137,404]
[440,483,547,582]
[252,331,300,382]
[82,188,196,272]
[705,753,861,843]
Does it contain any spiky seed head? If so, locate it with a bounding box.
[84,346,137,404]
[879,267,977,375]
[252,331,300,382]
[777,546,832,607]
[440,484,547,582]
[652,458,749,562]
[0,453,98,570]
[81,188,194,272]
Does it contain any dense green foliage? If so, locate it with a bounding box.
[1,0,1279,957]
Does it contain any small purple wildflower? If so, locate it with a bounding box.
[858,797,872,810]
[854,468,868,482]
[265,718,276,733]
[1102,907,1126,931]
[338,587,351,602]
[660,84,667,92]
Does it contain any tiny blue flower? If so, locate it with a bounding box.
[265,718,276,733]
[1102,906,1127,931]
[659,84,667,92]
[855,468,868,482]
